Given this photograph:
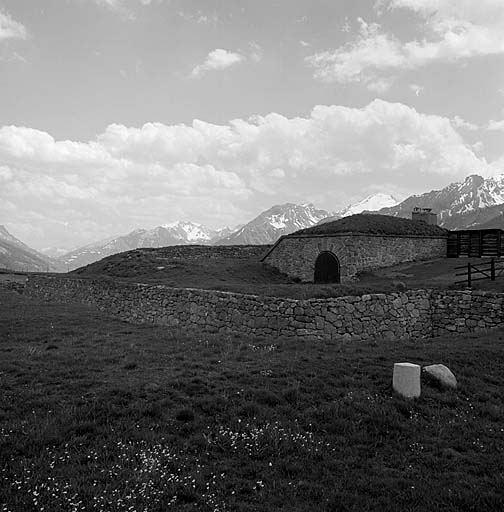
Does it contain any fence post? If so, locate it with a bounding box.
[491,258,495,280]
[468,262,471,287]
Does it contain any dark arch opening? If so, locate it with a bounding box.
[314,251,341,284]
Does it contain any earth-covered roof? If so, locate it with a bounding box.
[291,214,448,237]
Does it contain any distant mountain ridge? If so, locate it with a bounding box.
[215,203,334,245]
[58,221,234,270]
[5,172,504,272]
[0,225,57,272]
[378,174,504,228]
[52,178,504,270]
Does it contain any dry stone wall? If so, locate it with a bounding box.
[431,290,504,336]
[262,234,447,282]
[21,276,504,341]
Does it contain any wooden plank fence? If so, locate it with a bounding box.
[447,229,504,258]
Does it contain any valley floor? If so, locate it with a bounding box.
[1,289,503,511]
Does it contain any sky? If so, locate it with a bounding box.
[1,0,504,250]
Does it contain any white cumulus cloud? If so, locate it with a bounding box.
[306,18,404,87]
[307,1,504,87]
[0,100,498,248]
[190,49,245,79]
[0,9,27,41]
[487,119,504,131]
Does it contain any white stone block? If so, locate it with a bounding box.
[393,362,421,398]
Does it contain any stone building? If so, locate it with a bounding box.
[411,207,438,225]
[261,213,448,283]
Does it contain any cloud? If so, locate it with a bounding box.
[178,10,219,25]
[307,1,504,86]
[452,116,479,131]
[341,17,352,33]
[190,49,245,79]
[1,100,498,250]
[487,119,504,131]
[0,50,27,63]
[93,0,157,19]
[0,9,27,41]
[366,77,394,93]
[305,18,404,89]
[409,83,424,96]
[452,116,480,132]
[248,42,263,63]
[95,0,153,7]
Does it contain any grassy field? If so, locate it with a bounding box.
[70,248,504,299]
[1,288,503,511]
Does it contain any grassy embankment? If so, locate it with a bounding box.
[71,248,504,299]
[1,288,503,511]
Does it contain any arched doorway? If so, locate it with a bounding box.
[314,251,340,283]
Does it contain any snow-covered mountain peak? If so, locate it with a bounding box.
[377,171,504,228]
[340,193,399,217]
[215,203,334,245]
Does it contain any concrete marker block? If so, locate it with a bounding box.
[393,362,421,398]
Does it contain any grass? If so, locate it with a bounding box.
[295,214,448,237]
[1,288,503,511]
[69,247,504,299]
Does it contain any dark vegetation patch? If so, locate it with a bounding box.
[294,213,448,236]
[1,289,503,511]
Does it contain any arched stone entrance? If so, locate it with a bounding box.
[314,251,341,283]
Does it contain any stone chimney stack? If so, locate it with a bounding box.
[412,207,438,225]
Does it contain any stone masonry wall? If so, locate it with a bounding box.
[431,290,504,337]
[22,276,504,341]
[262,234,447,282]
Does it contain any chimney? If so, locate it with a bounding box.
[412,207,438,225]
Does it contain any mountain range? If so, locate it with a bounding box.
[58,222,235,270]
[378,174,504,229]
[0,225,56,272]
[215,203,335,245]
[3,172,504,272]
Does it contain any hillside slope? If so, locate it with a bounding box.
[0,225,56,272]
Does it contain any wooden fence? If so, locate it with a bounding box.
[455,258,504,287]
[447,229,504,258]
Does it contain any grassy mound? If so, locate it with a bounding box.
[70,249,504,298]
[1,288,503,511]
[293,213,448,237]
[71,247,298,289]
[67,248,413,298]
